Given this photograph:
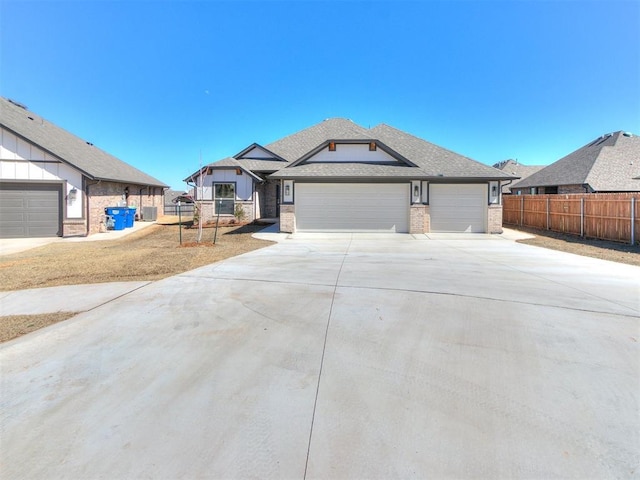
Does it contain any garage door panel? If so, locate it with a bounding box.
[430,184,487,233]
[296,183,409,232]
[0,184,61,238]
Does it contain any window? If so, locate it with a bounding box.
[214,183,235,214]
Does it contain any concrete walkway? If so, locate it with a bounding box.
[0,220,157,256]
[1,234,638,479]
[0,282,150,315]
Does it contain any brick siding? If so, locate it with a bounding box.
[87,181,164,235]
[279,204,295,233]
[410,205,427,234]
[488,204,503,233]
[558,184,589,194]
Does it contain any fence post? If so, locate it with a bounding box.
[520,195,524,226]
[580,197,584,238]
[632,197,636,246]
[546,197,550,230]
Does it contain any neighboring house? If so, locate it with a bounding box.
[511,131,640,195]
[185,118,516,234]
[493,159,544,194]
[164,189,194,205]
[163,189,194,216]
[0,97,168,238]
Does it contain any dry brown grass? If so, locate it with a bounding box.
[0,312,78,343]
[0,223,275,291]
[513,227,640,266]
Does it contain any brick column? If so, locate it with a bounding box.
[410,204,428,234]
[488,204,503,233]
[280,204,295,233]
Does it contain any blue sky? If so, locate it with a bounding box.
[2,0,639,190]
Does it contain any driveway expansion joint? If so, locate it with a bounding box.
[303,236,352,479]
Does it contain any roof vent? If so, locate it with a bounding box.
[623,132,633,137]
[86,141,93,146]
[8,98,28,110]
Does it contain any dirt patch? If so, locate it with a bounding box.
[0,312,78,343]
[512,227,640,266]
[0,223,275,291]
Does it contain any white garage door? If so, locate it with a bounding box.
[0,183,62,238]
[296,183,409,232]
[430,184,487,233]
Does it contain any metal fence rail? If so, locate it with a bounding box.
[503,193,639,245]
[163,204,195,216]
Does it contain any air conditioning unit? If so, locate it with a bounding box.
[142,206,158,222]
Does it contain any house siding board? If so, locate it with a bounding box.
[1,129,85,219]
[238,146,276,159]
[305,143,399,163]
[197,169,253,201]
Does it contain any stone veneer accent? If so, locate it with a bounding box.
[237,201,254,223]
[257,179,279,219]
[488,204,503,233]
[279,204,295,233]
[195,201,254,225]
[63,220,86,237]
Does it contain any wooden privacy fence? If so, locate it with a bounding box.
[503,193,640,245]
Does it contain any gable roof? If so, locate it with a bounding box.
[234,143,287,162]
[286,138,416,168]
[493,159,544,193]
[196,118,516,182]
[184,157,263,183]
[265,118,371,161]
[0,97,167,187]
[512,131,640,192]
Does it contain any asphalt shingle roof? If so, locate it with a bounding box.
[197,118,516,181]
[493,159,544,193]
[265,118,371,161]
[0,97,167,187]
[270,163,426,179]
[512,132,640,192]
[368,124,513,179]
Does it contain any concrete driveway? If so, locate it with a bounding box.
[1,234,638,479]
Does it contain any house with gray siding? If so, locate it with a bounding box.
[0,97,168,238]
[186,119,516,234]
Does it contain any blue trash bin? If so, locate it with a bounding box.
[125,207,136,228]
[105,207,126,230]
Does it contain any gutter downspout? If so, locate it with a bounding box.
[138,187,146,220]
[502,179,514,194]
